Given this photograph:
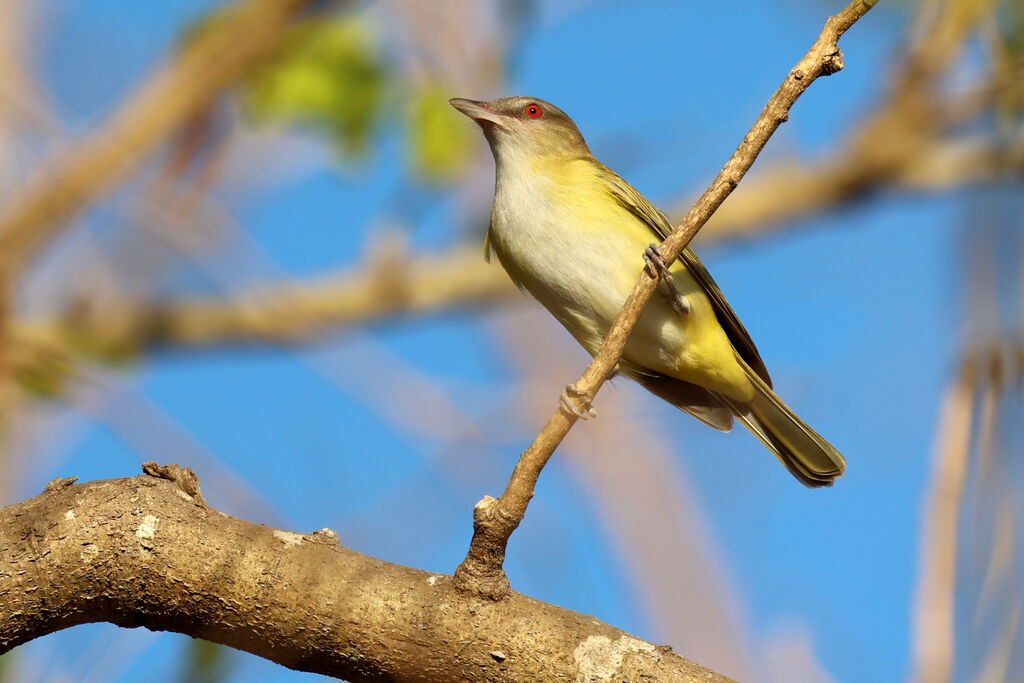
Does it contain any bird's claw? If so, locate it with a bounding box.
[643,244,670,278]
[560,383,597,419]
[643,244,690,316]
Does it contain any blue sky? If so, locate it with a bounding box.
[12,1,978,681]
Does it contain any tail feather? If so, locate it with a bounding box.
[723,356,846,488]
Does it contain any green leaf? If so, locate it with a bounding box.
[243,17,386,155]
[178,638,234,683]
[408,85,475,181]
[14,353,73,400]
[0,650,15,683]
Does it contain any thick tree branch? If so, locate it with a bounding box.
[0,466,733,683]
[452,0,878,598]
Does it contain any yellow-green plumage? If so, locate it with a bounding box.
[451,95,845,487]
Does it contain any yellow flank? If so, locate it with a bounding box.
[666,285,754,402]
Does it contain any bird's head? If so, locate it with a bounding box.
[450,96,591,165]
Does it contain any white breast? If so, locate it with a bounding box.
[488,159,663,357]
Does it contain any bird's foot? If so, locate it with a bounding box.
[643,244,690,315]
[560,383,597,419]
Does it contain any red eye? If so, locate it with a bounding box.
[524,103,542,118]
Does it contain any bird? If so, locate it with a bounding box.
[450,95,845,487]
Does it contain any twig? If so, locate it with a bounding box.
[452,0,879,598]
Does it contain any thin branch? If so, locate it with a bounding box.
[0,466,734,683]
[452,0,879,598]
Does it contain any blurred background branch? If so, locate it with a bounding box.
[912,197,1024,683]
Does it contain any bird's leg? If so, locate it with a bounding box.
[560,383,597,419]
[644,244,690,316]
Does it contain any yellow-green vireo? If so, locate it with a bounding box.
[450,96,845,487]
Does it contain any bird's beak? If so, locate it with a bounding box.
[449,98,505,127]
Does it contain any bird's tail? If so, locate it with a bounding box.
[722,355,846,487]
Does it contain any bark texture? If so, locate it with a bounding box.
[0,466,733,683]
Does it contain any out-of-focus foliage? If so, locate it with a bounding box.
[11,342,74,400]
[407,85,474,181]
[178,639,235,683]
[243,17,386,156]
[181,9,480,180]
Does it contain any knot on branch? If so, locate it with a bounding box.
[821,47,845,75]
[142,462,206,505]
[452,496,513,599]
